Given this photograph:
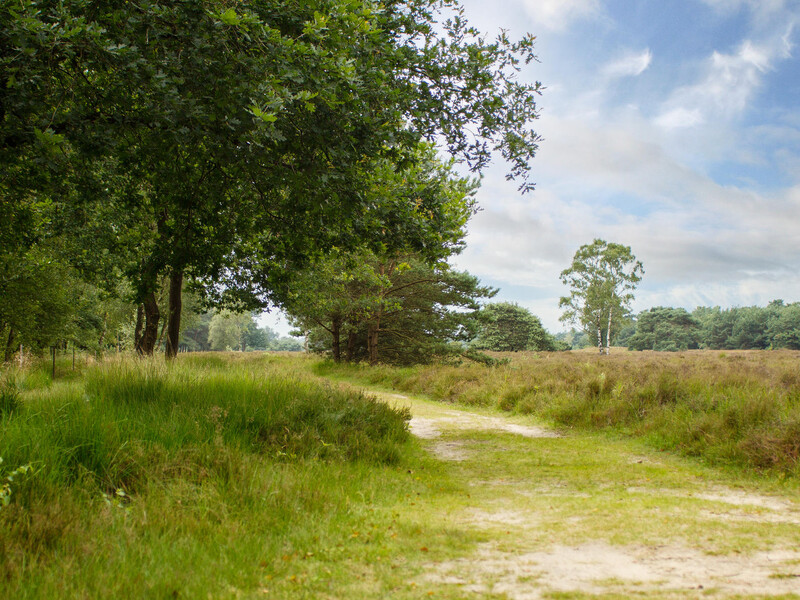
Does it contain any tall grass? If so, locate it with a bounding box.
[316,350,800,477]
[0,354,420,598]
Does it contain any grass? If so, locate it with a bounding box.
[0,353,478,599]
[363,388,800,597]
[3,349,800,598]
[315,349,800,478]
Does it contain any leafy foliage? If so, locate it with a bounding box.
[625,301,800,351]
[286,253,495,364]
[208,311,254,352]
[627,307,701,352]
[2,0,544,358]
[206,311,301,352]
[559,239,644,354]
[471,302,558,352]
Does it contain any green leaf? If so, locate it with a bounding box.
[219,8,241,26]
[248,105,277,123]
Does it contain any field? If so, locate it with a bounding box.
[318,349,800,477]
[1,350,799,598]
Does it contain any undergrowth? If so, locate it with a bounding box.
[315,349,800,477]
[0,354,438,599]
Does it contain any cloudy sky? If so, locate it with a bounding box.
[264,0,800,336]
[449,0,800,332]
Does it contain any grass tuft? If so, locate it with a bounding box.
[1,374,21,418]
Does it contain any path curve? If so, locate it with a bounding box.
[377,390,800,599]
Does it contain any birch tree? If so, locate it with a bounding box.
[559,239,644,354]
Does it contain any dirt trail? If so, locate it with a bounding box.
[378,391,800,599]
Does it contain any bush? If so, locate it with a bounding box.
[0,359,411,513]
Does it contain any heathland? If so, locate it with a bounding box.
[1,350,799,598]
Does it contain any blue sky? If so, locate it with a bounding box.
[448,0,800,332]
[263,0,800,336]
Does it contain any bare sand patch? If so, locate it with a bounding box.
[410,409,560,439]
[408,417,442,439]
[502,423,560,438]
[627,486,800,514]
[695,488,798,511]
[429,541,800,598]
[467,508,538,529]
[430,440,471,461]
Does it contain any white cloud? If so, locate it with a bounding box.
[655,33,793,128]
[654,107,705,129]
[520,0,603,31]
[452,108,800,330]
[698,0,789,20]
[602,49,653,78]
[448,1,800,331]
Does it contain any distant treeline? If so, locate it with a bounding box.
[613,301,800,351]
[181,311,302,353]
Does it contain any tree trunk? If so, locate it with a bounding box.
[605,307,613,355]
[134,304,145,355]
[164,269,183,360]
[367,323,380,365]
[156,318,167,349]
[4,328,15,363]
[331,316,342,363]
[597,324,603,354]
[346,331,357,362]
[140,291,160,356]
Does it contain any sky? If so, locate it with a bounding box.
[263,0,800,336]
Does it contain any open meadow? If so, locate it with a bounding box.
[319,349,800,478]
[1,350,799,598]
[6,2,800,597]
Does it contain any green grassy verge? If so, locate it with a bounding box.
[314,349,800,478]
[0,353,472,599]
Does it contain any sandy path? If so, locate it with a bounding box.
[378,391,800,599]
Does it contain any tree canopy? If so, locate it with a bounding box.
[626,307,701,352]
[559,239,644,354]
[471,302,557,352]
[1,0,544,360]
[284,251,495,365]
[621,301,800,352]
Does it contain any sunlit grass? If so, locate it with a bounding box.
[3,351,800,597]
[316,349,800,477]
[0,353,480,599]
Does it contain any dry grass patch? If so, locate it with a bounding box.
[317,349,800,477]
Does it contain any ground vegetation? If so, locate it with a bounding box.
[318,349,800,477]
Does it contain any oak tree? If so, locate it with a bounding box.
[2,1,543,358]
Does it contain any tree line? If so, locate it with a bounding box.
[619,302,800,352]
[1,0,543,363]
[555,240,800,354]
[183,311,301,353]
